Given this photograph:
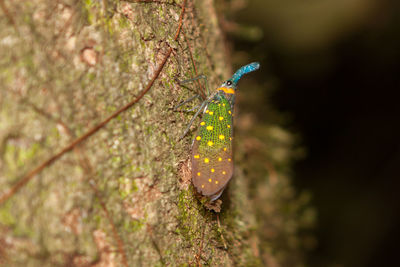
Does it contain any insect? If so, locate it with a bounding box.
[178,62,260,201]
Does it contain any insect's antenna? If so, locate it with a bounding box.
[231,62,260,85]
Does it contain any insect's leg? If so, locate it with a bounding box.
[179,100,208,140]
[186,103,203,112]
[173,94,201,111]
[179,74,206,85]
[176,101,203,113]
[178,74,210,97]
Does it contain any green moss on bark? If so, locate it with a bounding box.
[0,0,314,266]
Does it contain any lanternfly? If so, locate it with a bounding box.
[178,63,260,201]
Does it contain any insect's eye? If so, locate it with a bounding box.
[226,81,232,86]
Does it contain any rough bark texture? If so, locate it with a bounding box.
[0,0,315,266]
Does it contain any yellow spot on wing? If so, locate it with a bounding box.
[211,168,215,173]
[215,180,219,184]
[201,184,205,188]
[227,125,231,128]
[206,110,209,113]
[196,136,201,140]
[206,126,213,131]
[228,110,231,114]
[208,178,212,182]
[219,116,223,121]
[197,172,201,176]
[223,103,226,107]
[209,111,214,115]
[219,135,225,140]
[207,141,214,146]
[204,158,209,163]
[200,122,205,126]
[228,158,232,162]
[218,157,222,161]
[194,154,200,159]
[222,171,226,175]
[223,147,227,151]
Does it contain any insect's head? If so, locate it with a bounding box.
[217,79,236,95]
[217,62,260,95]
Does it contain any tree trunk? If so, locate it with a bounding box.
[0,0,314,266]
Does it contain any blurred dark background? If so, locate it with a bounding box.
[226,0,400,266]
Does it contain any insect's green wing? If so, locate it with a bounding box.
[191,95,233,200]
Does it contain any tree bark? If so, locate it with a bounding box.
[0,0,314,266]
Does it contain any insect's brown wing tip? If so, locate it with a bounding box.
[191,146,233,199]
